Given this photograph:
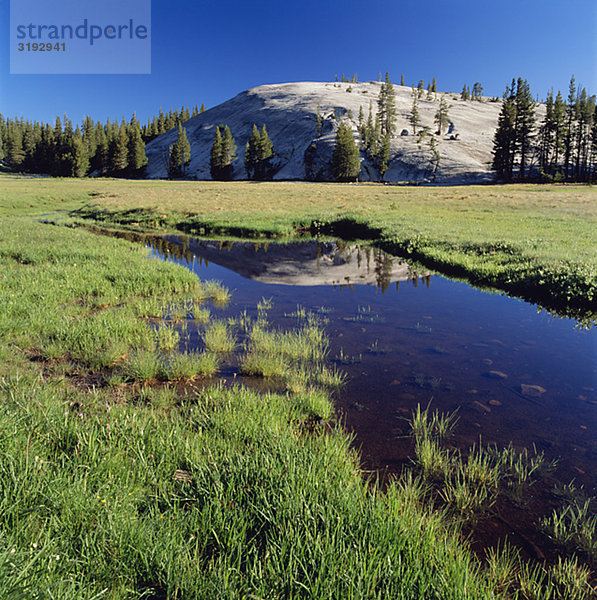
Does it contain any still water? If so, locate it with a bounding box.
[149,236,596,495]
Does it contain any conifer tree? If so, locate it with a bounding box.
[128,114,148,176]
[200,103,206,114]
[244,124,274,180]
[377,72,397,137]
[551,91,567,174]
[220,125,237,178]
[409,96,421,134]
[492,78,535,181]
[400,73,405,86]
[538,90,555,174]
[417,80,425,99]
[70,126,89,177]
[109,121,129,174]
[358,105,365,139]
[210,125,236,180]
[244,125,260,179]
[377,133,391,178]
[92,125,109,175]
[432,77,437,93]
[434,96,450,135]
[429,136,440,181]
[492,80,517,181]
[460,85,470,101]
[332,121,360,182]
[514,77,535,180]
[168,123,191,178]
[472,82,484,101]
[210,126,223,179]
[6,123,24,169]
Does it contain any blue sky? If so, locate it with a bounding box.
[1,0,596,125]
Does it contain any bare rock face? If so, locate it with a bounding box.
[145,81,509,183]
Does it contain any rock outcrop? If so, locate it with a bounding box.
[145,81,509,183]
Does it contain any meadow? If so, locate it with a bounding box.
[3,176,595,318]
[0,175,595,598]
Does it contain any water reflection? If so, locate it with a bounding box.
[144,234,596,497]
[148,236,431,292]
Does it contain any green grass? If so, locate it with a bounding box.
[409,406,557,522]
[200,319,237,353]
[0,186,595,598]
[1,375,508,600]
[161,350,220,380]
[540,487,597,561]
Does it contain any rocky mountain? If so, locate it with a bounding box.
[145,81,509,183]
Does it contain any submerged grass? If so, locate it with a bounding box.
[409,405,557,522]
[540,486,597,560]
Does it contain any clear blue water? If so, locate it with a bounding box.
[150,236,597,495]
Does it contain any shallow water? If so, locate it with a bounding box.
[149,236,597,497]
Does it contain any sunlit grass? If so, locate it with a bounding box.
[200,319,236,353]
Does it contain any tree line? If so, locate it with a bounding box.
[0,104,200,178]
[3,76,594,183]
[492,76,596,182]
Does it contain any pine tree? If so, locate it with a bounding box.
[244,125,260,179]
[200,103,206,114]
[6,123,24,169]
[429,136,441,181]
[377,72,397,137]
[210,126,223,179]
[244,124,274,180]
[82,116,96,160]
[358,105,365,140]
[431,77,437,93]
[461,85,470,101]
[168,123,191,178]
[400,73,405,86]
[538,90,555,175]
[376,133,391,178]
[70,126,89,177]
[434,96,450,135]
[472,82,484,101]
[409,96,421,134]
[257,124,274,179]
[417,80,425,99]
[210,125,236,180]
[92,125,109,174]
[332,122,360,182]
[492,81,517,181]
[514,77,535,180]
[128,114,148,176]
[220,125,237,179]
[109,121,129,174]
[574,88,595,180]
[551,91,566,175]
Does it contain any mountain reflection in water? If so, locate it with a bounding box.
[149,236,431,292]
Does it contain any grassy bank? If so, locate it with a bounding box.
[3,175,594,319]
